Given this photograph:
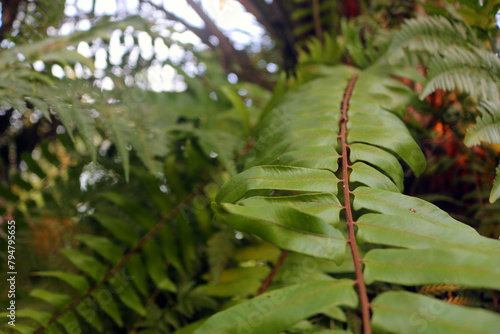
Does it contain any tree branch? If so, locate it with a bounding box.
[146,0,272,89]
[0,0,22,40]
[146,2,210,45]
[185,0,272,89]
[238,0,297,72]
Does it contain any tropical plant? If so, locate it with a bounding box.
[208,62,500,333]
[1,0,500,334]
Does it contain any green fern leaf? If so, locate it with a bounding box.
[29,289,72,309]
[90,289,123,327]
[388,15,478,63]
[465,100,500,146]
[109,277,147,316]
[194,280,357,334]
[77,235,124,264]
[75,297,104,332]
[212,64,500,332]
[490,165,500,203]
[60,249,107,281]
[17,309,52,328]
[56,311,81,334]
[364,248,500,289]
[91,214,140,246]
[125,254,150,297]
[207,228,237,282]
[420,46,500,100]
[143,241,177,292]
[372,291,500,334]
[32,271,90,293]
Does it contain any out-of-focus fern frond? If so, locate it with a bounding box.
[463,100,500,203]
[388,15,500,202]
[388,15,479,63]
[465,100,500,146]
[297,33,343,66]
[0,16,150,67]
[421,46,500,101]
[491,165,500,203]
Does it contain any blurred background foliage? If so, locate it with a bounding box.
[0,0,499,333]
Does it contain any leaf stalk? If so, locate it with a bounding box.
[339,74,372,334]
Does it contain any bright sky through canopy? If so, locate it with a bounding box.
[64,0,265,91]
[76,0,264,45]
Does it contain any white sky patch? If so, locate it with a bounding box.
[109,30,126,65]
[138,31,154,60]
[154,37,169,61]
[60,22,75,35]
[95,0,117,15]
[33,60,45,71]
[75,0,263,56]
[168,44,185,64]
[95,48,108,69]
[76,0,93,13]
[125,0,140,13]
[77,42,92,58]
[201,0,264,45]
[148,63,186,92]
[71,0,265,91]
[77,19,92,31]
[162,0,204,28]
[171,31,202,45]
[52,64,65,78]
[101,76,115,90]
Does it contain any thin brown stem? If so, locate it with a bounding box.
[257,250,289,295]
[339,74,372,334]
[34,184,207,334]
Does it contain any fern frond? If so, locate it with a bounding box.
[465,100,500,146]
[207,228,237,282]
[297,33,343,66]
[490,165,500,203]
[421,46,500,100]
[444,295,471,306]
[388,15,479,63]
[419,284,461,296]
[208,64,500,333]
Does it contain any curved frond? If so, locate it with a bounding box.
[388,15,479,63]
[420,46,500,100]
[208,64,500,333]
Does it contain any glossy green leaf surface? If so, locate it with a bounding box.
[356,213,500,251]
[215,166,339,203]
[372,291,500,334]
[364,248,500,289]
[214,203,347,262]
[353,187,477,233]
[194,280,357,334]
[349,143,404,191]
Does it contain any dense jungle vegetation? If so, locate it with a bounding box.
[1,0,500,333]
